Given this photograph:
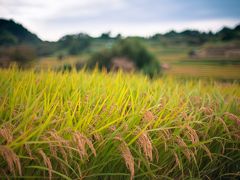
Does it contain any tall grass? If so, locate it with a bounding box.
[0,67,240,179]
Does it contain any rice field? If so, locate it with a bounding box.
[0,67,240,179]
[165,64,240,80]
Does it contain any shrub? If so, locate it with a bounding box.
[88,49,113,70]
[58,33,91,55]
[88,38,161,77]
[11,45,36,64]
[0,45,36,67]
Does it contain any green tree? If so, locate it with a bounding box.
[58,33,91,55]
[88,38,161,77]
[100,32,111,39]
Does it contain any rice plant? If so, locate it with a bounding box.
[0,67,240,179]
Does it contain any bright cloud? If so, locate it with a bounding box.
[0,0,239,41]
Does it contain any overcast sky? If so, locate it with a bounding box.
[0,0,240,41]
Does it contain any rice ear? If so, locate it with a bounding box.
[201,107,213,116]
[0,124,13,144]
[218,117,230,134]
[175,137,192,161]
[73,133,87,160]
[153,146,159,162]
[136,130,153,162]
[173,152,181,168]
[201,144,212,161]
[38,149,52,180]
[143,111,155,123]
[116,138,134,180]
[137,159,141,169]
[224,112,240,126]
[185,125,199,144]
[48,130,70,162]
[0,145,22,176]
[73,132,96,160]
[24,144,33,159]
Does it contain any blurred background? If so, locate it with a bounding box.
[0,0,240,79]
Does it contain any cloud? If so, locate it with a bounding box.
[0,0,127,19]
[0,0,239,41]
[30,18,239,41]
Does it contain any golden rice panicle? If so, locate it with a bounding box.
[201,107,214,116]
[48,130,69,162]
[0,124,13,144]
[0,145,22,176]
[173,152,181,168]
[41,135,57,159]
[49,142,58,158]
[153,146,159,162]
[224,112,240,126]
[176,137,192,161]
[143,111,155,123]
[218,117,230,135]
[73,132,96,160]
[158,129,170,152]
[38,149,52,180]
[201,144,212,161]
[85,137,97,157]
[137,130,153,161]
[185,125,199,144]
[24,144,33,159]
[137,159,141,169]
[116,138,134,180]
[73,133,87,160]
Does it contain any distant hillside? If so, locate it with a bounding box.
[0,19,42,46]
[0,18,239,61]
[216,25,240,41]
[150,24,240,45]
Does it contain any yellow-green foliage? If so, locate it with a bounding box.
[0,67,240,179]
